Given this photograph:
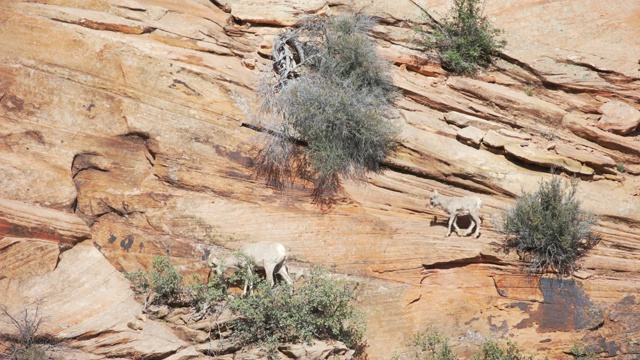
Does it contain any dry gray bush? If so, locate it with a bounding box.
[252,14,400,205]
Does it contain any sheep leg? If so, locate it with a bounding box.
[446,215,456,237]
[463,215,476,236]
[242,266,253,297]
[452,215,463,235]
[264,262,276,288]
[276,263,294,285]
[470,212,482,238]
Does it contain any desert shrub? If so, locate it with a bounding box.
[254,14,400,203]
[125,256,184,304]
[0,303,48,360]
[187,274,227,312]
[569,344,600,360]
[473,339,535,360]
[229,268,365,358]
[408,328,457,360]
[148,256,183,301]
[495,176,600,276]
[416,0,506,75]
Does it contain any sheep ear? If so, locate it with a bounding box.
[433,190,439,196]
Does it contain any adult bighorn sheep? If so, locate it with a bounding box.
[206,242,294,296]
[429,190,483,238]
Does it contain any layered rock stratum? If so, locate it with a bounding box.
[1,0,639,358]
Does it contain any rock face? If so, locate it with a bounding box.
[596,100,640,135]
[1,0,640,359]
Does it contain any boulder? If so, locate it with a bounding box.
[596,100,640,135]
[482,130,517,149]
[457,126,486,147]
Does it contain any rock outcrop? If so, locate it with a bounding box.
[1,0,640,359]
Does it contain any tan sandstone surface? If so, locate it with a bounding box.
[1,0,640,359]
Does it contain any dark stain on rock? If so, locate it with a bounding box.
[539,338,552,343]
[515,278,603,332]
[507,302,530,311]
[596,336,618,357]
[619,295,637,305]
[139,241,144,251]
[108,233,117,244]
[203,248,211,261]
[169,79,201,97]
[214,145,253,167]
[120,234,134,252]
[87,103,95,112]
[464,317,479,326]
[1,94,24,112]
[488,315,508,336]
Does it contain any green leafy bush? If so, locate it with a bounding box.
[254,14,400,203]
[417,0,506,75]
[396,329,538,360]
[408,328,457,360]
[229,268,365,357]
[569,344,600,360]
[187,274,227,312]
[473,339,535,360]
[126,256,184,304]
[495,176,600,276]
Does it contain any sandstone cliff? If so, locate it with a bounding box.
[1,0,640,358]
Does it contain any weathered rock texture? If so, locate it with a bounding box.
[1,0,640,359]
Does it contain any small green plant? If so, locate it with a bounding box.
[253,13,400,204]
[524,85,535,97]
[148,256,183,301]
[229,267,365,358]
[473,339,535,360]
[0,303,48,360]
[569,344,600,360]
[416,0,506,75]
[495,175,600,276]
[125,256,184,305]
[187,274,227,312]
[409,328,457,360]
[616,162,625,173]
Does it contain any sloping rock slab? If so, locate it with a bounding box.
[226,0,328,26]
[447,77,567,123]
[554,143,616,173]
[563,114,640,160]
[444,111,504,131]
[596,100,640,135]
[0,198,90,245]
[482,130,517,149]
[0,243,185,358]
[0,237,59,281]
[504,143,593,175]
[457,126,485,147]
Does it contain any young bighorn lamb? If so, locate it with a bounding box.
[206,241,294,296]
[429,190,483,238]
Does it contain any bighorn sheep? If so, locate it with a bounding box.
[206,242,294,296]
[429,190,483,238]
